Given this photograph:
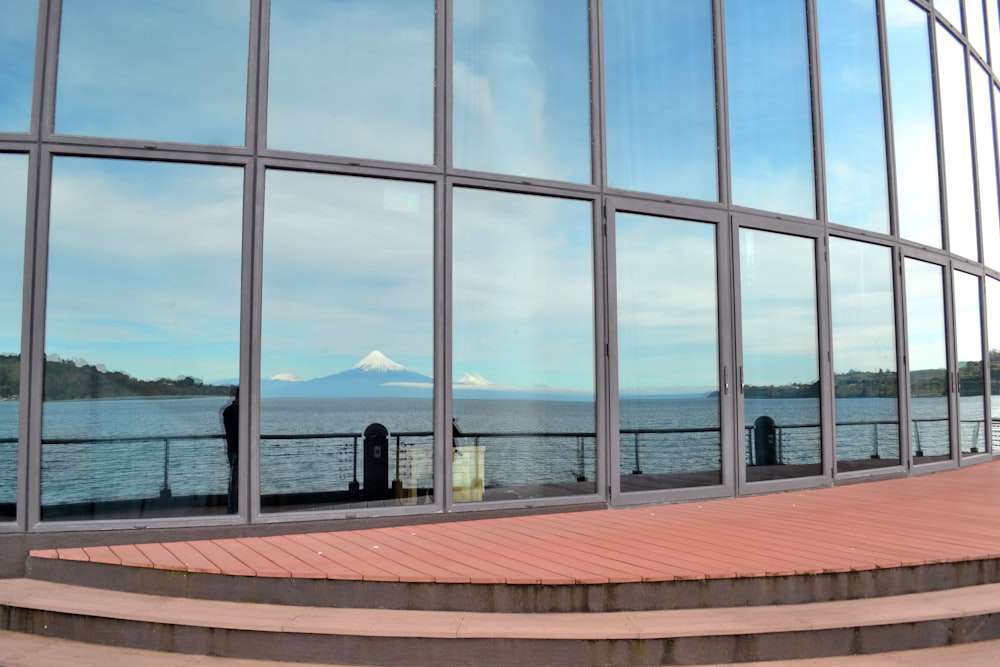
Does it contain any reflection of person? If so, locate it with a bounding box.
[221,388,239,514]
[452,417,463,456]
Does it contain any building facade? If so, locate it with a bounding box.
[2,0,1000,536]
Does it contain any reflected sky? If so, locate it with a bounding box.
[45,158,243,383]
[935,0,962,29]
[988,277,1000,357]
[829,238,896,375]
[0,155,28,357]
[904,258,947,372]
[0,0,37,132]
[726,0,815,218]
[261,171,433,380]
[953,270,983,364]
[974,65,1000,269]
[739,229,818,386]
[452,0,591,183]
[817,0,889,233]
[453,189,594,392]
[617,214,718,394]
[885,0,942,247]
[967,0,988,57]
[604,0,717,201]
[936,24,978,260]
[267,0,434,164]
[55,0,249,145]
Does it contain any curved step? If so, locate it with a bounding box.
[3,578,1000,666]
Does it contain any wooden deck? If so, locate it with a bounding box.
[32,461,1000,586]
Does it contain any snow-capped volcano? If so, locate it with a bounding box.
[351,350,408,373]
[261,351,432,398]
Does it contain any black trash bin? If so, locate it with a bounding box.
[363,423,390,501]
[753,415,778,466]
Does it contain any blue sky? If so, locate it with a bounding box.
[0,155,28,357]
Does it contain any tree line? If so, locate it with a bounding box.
[0,354,232,401]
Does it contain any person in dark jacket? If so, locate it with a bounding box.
[221,388,239,514]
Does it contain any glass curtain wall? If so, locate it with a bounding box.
[616,214,721,492]
[0,154,28,522]
[973,62,1000,269]
[904,258,952,463]
[41,158,243,520]
[260,172,434,512]
[739,229,822,482]
[829,239,900,471]
[988,277,1000,451]
[451,189,596,502]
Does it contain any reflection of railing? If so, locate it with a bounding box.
[620,427,720,475]
[744,422,819,465]
[453,431,596,484]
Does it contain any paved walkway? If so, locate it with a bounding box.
[31,461,1000,585]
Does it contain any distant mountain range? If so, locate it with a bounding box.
[262,351,433,398]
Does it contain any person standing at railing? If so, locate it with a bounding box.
[221,388,239,514]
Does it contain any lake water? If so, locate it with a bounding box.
[0,394,993,507]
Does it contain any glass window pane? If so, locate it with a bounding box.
[267,0,434,164]
[904,258,951,462]
[974,66,1000,267]
[987,276,1000,451]
[936,0,963,29]
[260,172,434,512]
[0,0,37,133]
[817,0,890,232]
[452,0,591,183]
[0,154,28,521]
[739,229,822,481]
[829,239,900,472]
[968,0,988,56]
[937,26,979,260]
[954,270,987,454]
[55,0,249,145]
[886,0,942,247]
[726,0,815,219]
[452,189,595,502]
[988,1,1000,66]
[42,158,243,520]
[617,214,721,491]
[604,1,717,201]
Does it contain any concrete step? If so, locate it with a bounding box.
[3,630,1000,667]
[27,552,1000,614]
[2,578,1000,666]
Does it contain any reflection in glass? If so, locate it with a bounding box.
[954,271,987,455]
[904,258,951,462]
[987,277,1000,452]
[0,154,28,521]
[935,0,962,29]
[885,0,942,247]
[452,189,595,501]
[726,0,815,218]
[267,0,433,164]
[604,1,717,201]
[829,239,900,471]
[42,158,243,520]
[452,0,591,183]
[0,0,37,132]
[55,0,249,145]
[261,172,433,512]
[739,229,822,481]
[974,66,1000,268]
[967,0,988,56]
[817,0,889,232]
[616,214,720,491]
[989,2,1000,66]
[937,26,978,260]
